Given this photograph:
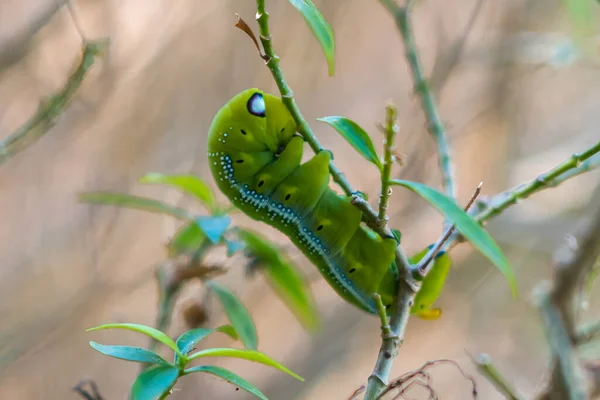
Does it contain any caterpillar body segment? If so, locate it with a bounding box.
[207,89,399,314]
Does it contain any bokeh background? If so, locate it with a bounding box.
[1,0,600,399]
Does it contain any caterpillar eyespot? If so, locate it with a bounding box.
[207,89,430,316]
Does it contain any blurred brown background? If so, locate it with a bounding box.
[1,0,600,399]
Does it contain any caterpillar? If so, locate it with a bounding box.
[207,89,449,317]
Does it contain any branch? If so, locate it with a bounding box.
[470,353,526,400]
[251,5,417,399]
[576,319,600,345]
[380,0,456,200]
[547,152,600,188]
[474,140,600,223]
[535,206,600,399]
[0,40,107,166]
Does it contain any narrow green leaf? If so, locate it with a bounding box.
[239,229,318,332]
[317,116,382,170]
[86,323,183,358]
[175,325,238,364]
[167,221,206,257]
[207,281,258,350]
[139,173,216,211]
[263,259,319,332]
[390,179,517,296]
[186,348,304,382]
[238,229,281,265]
[79,192,191,220]
[88,341,172,366]
[288,0,335,76]
[131,365,179,400]
[196,215,232,244]
[183,365,268,400]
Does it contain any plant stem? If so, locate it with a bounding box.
[470,353,527,400]
[378,103,398,222]
[364,286,414,400]
[373,294,392,338]
[380,0,455,200]
[537,289,588,400]
[547,152,600,188]
[0,40,107,166]
[475,140,600,223]
[536,207,600,399]
[576,319,600,344]
[253,4,417,399]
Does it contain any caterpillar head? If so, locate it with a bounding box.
[208,89,297,154]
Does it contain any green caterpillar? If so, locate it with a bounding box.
[207,89,449,317]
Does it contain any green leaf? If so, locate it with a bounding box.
[131,365,179,400]
[288,0,335,76]
[86,323,183,358]
[196,215,232,244]
[79,192,191,220]
[175,325,238,364]
[207,281,258,350]
[264,259,319,332]
[389,179,518,296]
[186,348,304,382]
[183,365,268,400]
[317,116,382,170]
[238,229,281,266]
[167,221,206,257]
[139,173,216,211]
[89,341,172,366]
[239,229,318,332]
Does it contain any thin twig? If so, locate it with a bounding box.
[377,358,478,399]
[469,353,526,400]
[378,102,399,222]
[380,0,456,200]
[474,140,600,223]
[413,182,482,275]
[0,40,106,166]
[347,385,366,400]
[374,294,393,339]
[576,319,600,345]
[64,0,87,42]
